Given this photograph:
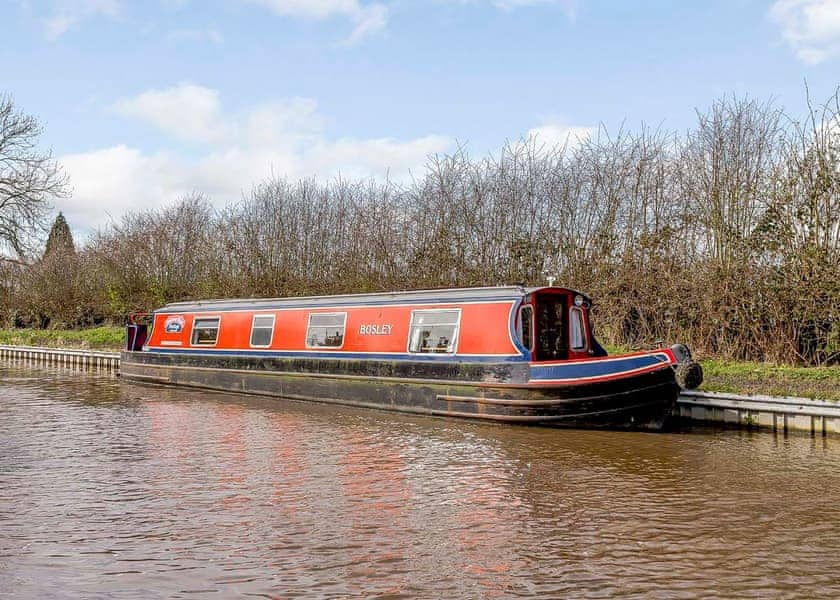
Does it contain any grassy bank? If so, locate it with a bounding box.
[1,328,837,400]
[602,343,839,401]
[0,327,125,351]
[699,360,840,402]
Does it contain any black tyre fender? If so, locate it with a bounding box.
[675,360,703,390]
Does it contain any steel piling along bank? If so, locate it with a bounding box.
[0,345,119,373]
[676,390,840,436]
[1,344,837,435]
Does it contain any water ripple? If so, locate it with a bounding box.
[2,363,840,598]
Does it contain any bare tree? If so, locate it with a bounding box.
[0,94,68,259]
[677,96,785,271]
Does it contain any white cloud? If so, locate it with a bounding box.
[244,98,324,146]
[60,145,184,229]
[527,119,595,148]
[770,0,840,64]
[58,84,451,231]
[42,0,121,40]
[44,15,75,40]
[114,83,228,143]
[245,0,388,44]
[343,3,388,44]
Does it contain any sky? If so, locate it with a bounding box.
[4,0,840,236]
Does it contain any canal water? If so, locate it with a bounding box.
[2,364,840,599]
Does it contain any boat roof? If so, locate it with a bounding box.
[155,285,590,314]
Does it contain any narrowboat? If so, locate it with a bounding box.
[120,286,703,430]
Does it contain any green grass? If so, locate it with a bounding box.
[698,359,840,402]
[0,327,125,351]
[603,344,840,401]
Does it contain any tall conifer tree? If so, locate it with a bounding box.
[43,212,74,259]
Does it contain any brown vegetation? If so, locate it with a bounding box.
[1,92,838,365]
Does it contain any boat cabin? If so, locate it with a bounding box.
[135,286,605,363]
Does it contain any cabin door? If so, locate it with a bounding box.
[534,294,568,361]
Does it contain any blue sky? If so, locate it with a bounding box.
[5,0,840,233]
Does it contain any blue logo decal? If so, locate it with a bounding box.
[164,316,185,333]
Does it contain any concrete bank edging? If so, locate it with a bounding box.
[0,344,120,373]
[677,389,840,435]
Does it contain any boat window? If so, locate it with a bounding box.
[306,313,346,348]
[570,307,586,350]
[408,309,460,354]
[191,317,220,346]
[250,314,275,348]
[518,305,533,350]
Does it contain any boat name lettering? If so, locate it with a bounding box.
[359,324,393,336]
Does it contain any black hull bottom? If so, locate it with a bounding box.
[120,352,679,431]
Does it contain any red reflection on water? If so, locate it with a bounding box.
[266,411,310,511]
[335,429,412,596]
[213,403,251,510]
[448,463,524,596]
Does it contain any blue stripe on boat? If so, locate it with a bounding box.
[529,354,670,381]
[146,348,528,363]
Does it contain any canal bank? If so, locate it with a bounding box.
[1,344,837,435]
